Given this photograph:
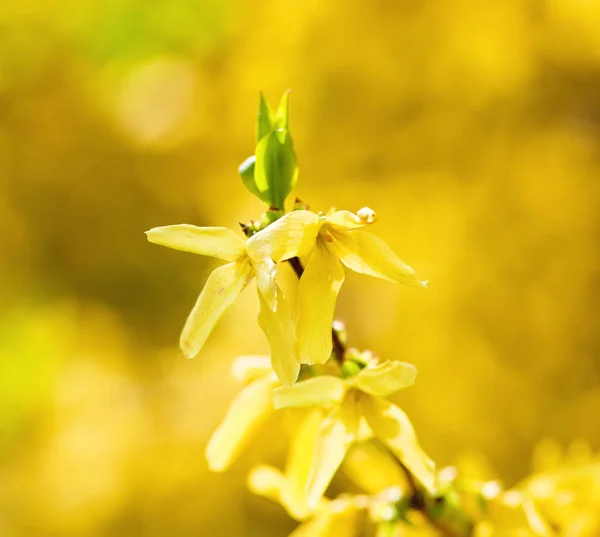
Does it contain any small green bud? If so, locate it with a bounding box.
[341,359,363,379]
[241,92,298,211]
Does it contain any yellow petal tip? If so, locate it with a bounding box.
[180,343,198,359]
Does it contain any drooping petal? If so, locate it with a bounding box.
[205,375,279,471]
[297,243,345,364]
[282,409,325,519]
[325,208,377,230]
[290,501,360,537]
[231,355,274,384]
[274,376,347,409]
[180,257,253,358]
[306,393,360,509]
[360,396,436,493]
[334,230,427,288]
[258,285,300,387]
[342,442,409,495]
[246,210,321,310]
[247,465,285,505]
[351,361,417,397]
[145,225,246,261]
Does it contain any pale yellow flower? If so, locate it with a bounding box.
[273,360,436,510]
[145,225,299,385]
[247,208,427,364]
[515,441,600,537]
[248,464,366,537]
[204,355,279,471]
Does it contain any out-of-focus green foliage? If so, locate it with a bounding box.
[1,0,600,535]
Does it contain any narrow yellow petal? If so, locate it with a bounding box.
[290,501,359,537]
[145,225,245,261]
[247,210,321,311]
[247,465,285,504]
[231,355,273,384]
[205,375,278,471]
[288,516,330,537]
[282,409,325,519]
[180,257,253,358]
[325,208,376,229]
[258,286,300,387]
[247,210,322,262]
[335,230,427,288]
[360,396,436,493]
[342,442,409,494]
[274,376,347,410]
[306,394,360,509]
[297,243,345,364]
[351,361,417,397]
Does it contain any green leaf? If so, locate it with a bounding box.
[274,90,290,131]
[254,129,298,210]
[256,92,274,142]
[238,155,261,198]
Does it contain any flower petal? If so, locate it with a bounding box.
[282,409,325,519]
[145,225,245,261]
[205,375,278,471]
[246,210,321,310]
[334,231,427,288]
[306,393,360,509]
[180,257,253,358]
[231,355,274,384]
[297,243,345,364]
[258,285,300,387]
[247,210,322,262]
[274,376,347,410]
[352,361,417,397]
[325,209,377,230]
[247,465,285,504]
[342,442,408,495]
[360,396,436,493]
[290,502,360,537]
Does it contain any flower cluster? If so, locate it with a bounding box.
[146,93,600,537]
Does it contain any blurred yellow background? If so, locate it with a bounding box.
[1,0,600,535]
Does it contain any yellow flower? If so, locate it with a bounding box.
[145,224,299,385]
[248,464,366,537]
[247,207,427,364]
[204,355,279,471]
[273,360,436,510]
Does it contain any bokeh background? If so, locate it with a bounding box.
[2,0,600,535]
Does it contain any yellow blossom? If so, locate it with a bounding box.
[145,224,299,385]
[248,464,366,537]
[246,208,427,364]
[273,360,436,510]
[204,355,279,471]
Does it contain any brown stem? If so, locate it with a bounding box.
[287,257,346,365]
